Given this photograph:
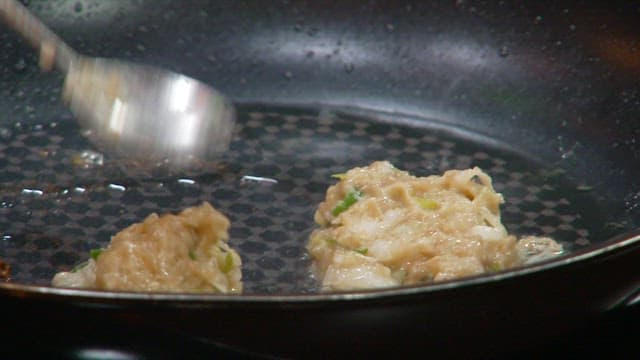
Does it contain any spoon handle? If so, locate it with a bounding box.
[0,0,77,73]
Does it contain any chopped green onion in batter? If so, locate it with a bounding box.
[415,197,439,210]
[488,262,503,272]
[325,237,338,246]
[220,252,234,273]
[89,248,104,260]
[332,190,363,216]
[72,248,104,272]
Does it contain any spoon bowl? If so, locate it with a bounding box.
[0,0,235,166]
[63,57,235,163]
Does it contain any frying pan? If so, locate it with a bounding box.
[1,0,639,358]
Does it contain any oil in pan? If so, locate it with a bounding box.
[0,105,622,293]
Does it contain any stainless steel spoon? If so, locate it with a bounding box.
[0,0,235,166]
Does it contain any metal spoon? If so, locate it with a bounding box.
[0,0,235,166]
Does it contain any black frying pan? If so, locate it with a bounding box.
[1,1,639,358]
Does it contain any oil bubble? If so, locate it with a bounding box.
[21,188,44,197]
[71,150,104,168]
[178,178,197,186]
[240,175,278,185]
[74,1,83,13]
[14,59,27,72]
[344,63,355,73]
[0,128,13,140]
[108,183,126,192]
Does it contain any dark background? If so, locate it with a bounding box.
[1,304,637,359]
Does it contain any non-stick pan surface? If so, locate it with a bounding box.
[1,1,639,358]
[0,104,619,290]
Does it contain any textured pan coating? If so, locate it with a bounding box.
[0,107,600,294]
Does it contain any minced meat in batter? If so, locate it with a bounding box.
[307,161,562,291]
[52,202,242,293]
